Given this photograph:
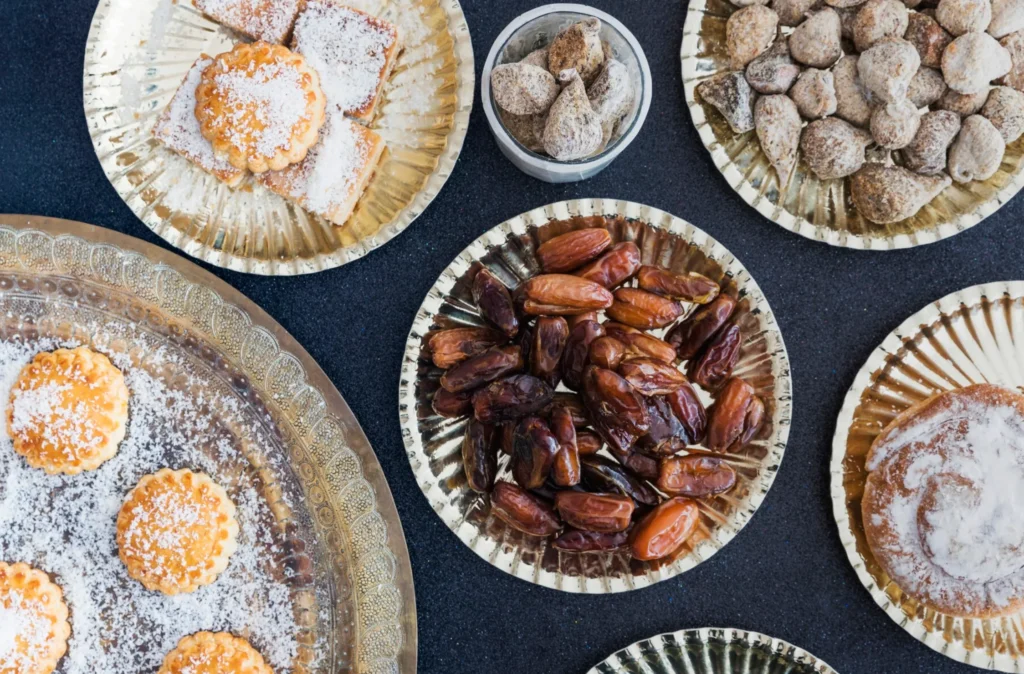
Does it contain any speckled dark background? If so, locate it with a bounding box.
[1,0,1020,672]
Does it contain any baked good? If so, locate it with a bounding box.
[258,110,384,225]
[157,632,272,674]
[195,42,326,173]
[117,468,239,595]
[153,55,247,187]
[0,562,71,674]
[291,0,402,123]
[7,347,129,475]
[193,0,301,44]
[862,384,1024,618]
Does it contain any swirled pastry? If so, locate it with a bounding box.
[863,384,1024,618]
[158,632,272,674]
[117,468,239,595]
[195,42,326,173]
[7,347,129,475]
[0,562,71,674]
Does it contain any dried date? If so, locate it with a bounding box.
[432,387,473,418]
[657,455,736,497]
[582,367,650,436]
[568,311,599,328]
[549,405,581,487]
[629,497,700,561]
[561,320,606,391]
[706,377,765,452]
[472,268,519,338]
[667,294,736,360]
[472,374,553,424]
[665,381,707,445]
[554,492,635,533]
[589,336,626,370]
[618,358,687,395]
[511,416,560,489]
[637,396,688,458]
[687,323,740,390]
[637,266,720,303]
[604,322,677,364]
[575,242,641,288]
[490,482,562,536]
[606,288,684,330]
[522,274,613,315]
[428,327,505,369]
[580,455,660,506]
[544,392,589,427]
[552,528,629,552]
[537,228,612,272]
[462,419,497,492]
[440,346,522,393]
[531,316,569,388]
[575,430,603,455]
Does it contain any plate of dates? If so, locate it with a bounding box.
[399,199,791,592]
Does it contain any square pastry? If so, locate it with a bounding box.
[193,0,301,44]
[258,111,385,225]
[152,55,247,187]
[292,0,402,123]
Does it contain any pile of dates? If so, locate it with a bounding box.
[428,225,766,562]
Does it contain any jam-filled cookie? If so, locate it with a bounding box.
[158,632,272,674]
[0,562,71,674]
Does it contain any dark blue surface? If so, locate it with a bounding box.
[1,1,1020,672]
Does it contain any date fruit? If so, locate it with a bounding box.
[618,358,687,395]
[637,396,688,458]
[589,336,626,370]
[568,311,599,328]
[537,228,612,272]
[575,430,603,455]
[490,482,562,536]
[472,268,519,338]
[472,374,553,424]
[544,392,589,427]
[706,377,765,452]
[665,381,707,445]
[604,322,677,364]
[657,455,736,497]
[606,288,684,330]
[462,419,497,492]
[629,497,700,561]
[522,274,613,315]
[531,316,569,388]
[561,320,606,391]
[428,327,505,369]
[554,492,635,533]
[576,242,641,288]
[440,346,522,393]
[582,367,650,435]
[512,416,560,489]
[581,455,660,506]
[667,294,736,360]
[637,266,720,303]
[687,323,740,390]
[552,528,629,551]
[432,387,473,418]
[550,405,581,487]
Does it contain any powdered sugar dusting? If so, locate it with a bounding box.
[213,60,311,157]
[194,0,300,44]
[0,590,54,672]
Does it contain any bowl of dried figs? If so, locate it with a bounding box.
[683,0,1024,248]
[399,199,791,593]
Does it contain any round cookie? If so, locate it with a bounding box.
[0,562,71,674]
[158,632,272,674]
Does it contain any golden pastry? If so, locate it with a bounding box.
[195,42,326,173]
[158,632,272,674]
[862,384,1024,618]
[0,562,71,674]
[193,0,301,45]
[7,347,129,475]
[117,468,239,595]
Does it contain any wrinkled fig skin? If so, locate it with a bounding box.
[903,110,962,173]
[904,12,953,67]
[826,0,868,9]
[521,47,549,70]
[834,56,874,125]
[490,63,559,116]
[871,99,922,148]
[850,163,952,223]
[990,0,1024,38]
[727,6,780,69]
[542,70,604,160]
[981,85,1024,141]
[744,38,801,94]
[858,37,922,103]
[697,72,758,133]
[588,59,635,125]
[790,69,838,118]
[948,114,1007,182]
[838,5,859,38]
[735,0,772,7]
[1000,31,1024,90]
[936,0,992,35]
[942,32,1012,94]
[774,0,821,25]
[547,18,605,84]
[790,8,844,66]
[498,109,545,152]
[937,86,991,114]
[853,0,910,50]
[800,117,873,178]
[755,94,803,187]
[907,67,948,106]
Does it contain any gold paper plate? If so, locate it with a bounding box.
[832,281,1024,670]
[589,627,837,674]
[83,0,473,275]
[0,214,416,673]
[399,198,791,593]
[681,1,1024,249]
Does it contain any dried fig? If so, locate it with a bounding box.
[853,0,910,50]
[790,8,843,67]
[744,38,801,93]
[697,71,759,133]
[547,18,605,84]
[937,86,991,115]
[1000,30,1024,90]
[942,31,1012,94]
[588,59,635,126]
[904,12,952,68]
[903,110,962,173]
[935,0,992,35]
[755,94,802,186]
[858,37,921,103]
[849,163,952,223]
[499,109,546,152]
[774,0,821,25]
[990,0,1024,38]
[801,117,873,179]
[871,99,922,149]
[833,55,874,127]
[948,114,1006,182]
[907,66,948,107]
[543,69,604,160]
[727,6,780,69]
[491,62,559,115]
[981,85,1024,141]
[790,68,837,118]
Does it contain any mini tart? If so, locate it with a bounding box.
[7,347,129,475]
[0,562,71,674]
[195,42,327,173]
[117,468,239,595]
[158,632,272,674]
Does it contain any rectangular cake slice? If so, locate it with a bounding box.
[152,55,247,187]
[291,0,402,123]
[258,111,385,225]
[193,0,301,44]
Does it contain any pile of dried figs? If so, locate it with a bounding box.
[427,226,766,562]
[698,0,1024,224]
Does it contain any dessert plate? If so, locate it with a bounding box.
[680,0,1024,250]
[83,0,473,275]
[589,627,837,674]
[832,281,1024,670]
[0,214,416,673]
[399,198,791,593]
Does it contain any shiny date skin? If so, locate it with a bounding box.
[589,336,626,370]
[440,345,522,393]
[603,322,677,364]
[707,377,765,452]
[531,316,569,388]
[552,528,629,551]
[630,496,700,561]
[554,491,635,533]
[582,367,650,436]
[618,358,687,396]
[511,416,560,489]
[490,482,562,536]
[667,294,737,360]
[471,374,553,424]
[432,387,473,418]
[606,288,684,330]
[537,228,612,273]
[665,381,707,445]
[637,395,688,458]
[687,323,740,391]
[657,455,737,497]
[472,267,519,338]
[549,405,581,487]
[428,327,506,369]
[521,274,614,315]
[561,320,606,391]
[543,392,590,427]
[575,430,603,455]
[637,266,720,303]
[575,242,642,288]
[580,455,660,506]
[462,419,497,493]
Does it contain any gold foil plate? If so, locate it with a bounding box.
[589,627,837,674]
[399,198,792,593]
[83,0,473,275]
[832,281,1024,670]
[681,0,1024,249]
[0,214,416,673]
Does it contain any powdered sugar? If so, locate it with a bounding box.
[0,590,54,671]
[194,0,301,44]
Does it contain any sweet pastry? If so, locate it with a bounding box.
[0,562,71,674]
[194,0,301,44]
[117,468,239,595]
[152,55,247,187]
[862,384,1024,618]
[157,632,272,674]
[195,42,327,173]
[291,0,402,123]
[8,347,129,475]
[258,110,384,225]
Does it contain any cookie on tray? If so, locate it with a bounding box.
[193,0,301,44]
[158,632,272,674]
[0,562,71,674]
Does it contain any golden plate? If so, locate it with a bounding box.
[83,0,473,275]
[589,627,837,674]
[0,214,416,673]
[832,281,1024,670]
[399,198,792,593]
[681,0,1024,249]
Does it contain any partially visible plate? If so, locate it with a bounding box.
[83,0,473,275]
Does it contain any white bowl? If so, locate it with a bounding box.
[481,4,653,183]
